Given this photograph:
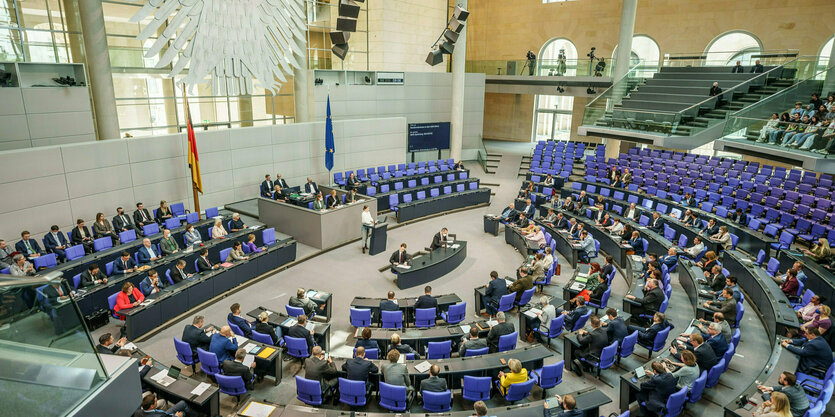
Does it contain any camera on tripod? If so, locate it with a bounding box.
[587,47,596,60]
[526,50,536,61]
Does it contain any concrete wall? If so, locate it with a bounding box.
[0,117,407,242]
[313,71,485,160]
[367,0,449,73]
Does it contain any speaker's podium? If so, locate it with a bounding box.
[369,223,387,256]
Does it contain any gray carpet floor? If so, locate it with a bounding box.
[88,140,777,416]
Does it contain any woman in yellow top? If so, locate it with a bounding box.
[498,358,528,395]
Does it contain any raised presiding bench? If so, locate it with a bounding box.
[395,241,467,289]
[394,187,490,223]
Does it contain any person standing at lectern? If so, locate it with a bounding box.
[361,205,376,253]
[430,228,450,250]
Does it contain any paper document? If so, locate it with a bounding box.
[282,318,298,327]
[460,324,471,334]
[264,310,273,317]
[235,335,247,345]
[149,369,168,382]
[240,401,276,417]
[523,309,538,319]
[529,307,542,315]
[248,226,259,229]
[122,342,138,351]
[486,319,498,327]
[140,299,154,306]
[398,265,411,269]
[414,361,432,373]
[243,343,256,353]
[190,382,211,396]
[570,282,585,291]
[305,322,316,331]
[630,255,643,262]
[242,354,255,367]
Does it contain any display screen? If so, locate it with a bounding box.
[408,122,451,152]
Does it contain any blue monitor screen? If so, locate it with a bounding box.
[408,122,451,152]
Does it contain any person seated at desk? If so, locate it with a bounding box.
[168,259,192,284]
[757,372,811,417]
[596,213,613,228]
[288,314,317,354]
[782,328,834,375]
[182,315,213,355]
[304,177,320,194]
[245,233,265,253]
[497,204,519,223]
[542,247,554,271]
[140,269,165,296]
[607,217,624,235]
[792,305,831,339]
[134,202,155,230]
[683,236,705,259]
[780,269,801,298]
[155,200,174,224]
[520,198,535,219]
[390,333,419,359]
[227,302,254,337]
[753,391,794,417]
[602,308,628,345]
[702,265,725,291]
[225,241,249,263]
[622,168,633,186]
[390,243,411,273]
[802,238,831,263]
[382,349,414,400]
[575,191,587,212]
[664,349,700,390]
[648,211,664,233]
[637,361,678,417]
[114,251,137,274]
[572,315,608,376]
[342,346,378,392]
[682,192,696,207]
[261,174,275,198]
[290,287,321,317]
[10,254,35,276]
[345,188,361,204]
[483,271,507,317]
[137,238,162,265]
[696,321,730,357]
[355,327,379,351]
[44,225,69,262]
[306,345,340,396]
[113,206,137,235]
[79,263,108,288]
[697,251,718,273]
[430,227,451,250]
[414,285,438,310]
[624,202,638,221]
[93,212,119,245]
[325,190,340,209]
[776,261,807,285]
[486,312,515,353]
[660,247,678,270]
[578,230,595,263]
[601,255,614,279]
[715,276,741,302]
[71,219,95,254]
[553,212,569,230]
[211,220,228,239]
[681,209,696,225]
[696,312,733,343]
[702,288,737,326]
[454,160,466,170]
[275,173,289,189]
[588,271,609,305]
[543,393,582,417]
[419,363,449,395]
[510,266,535,303]
[136,392,191,417]
[526,226,546,248]
[629,312,672,347]
[559,297,590,331]
[228,213,246,232]
[255,311,282,345]
[96,332,127,355]
[114,282,145,319]
[702,218,720,236]
[796,294,826,323]
[730,208,748,225]
[526,296,556,342]
[711,226,732,250]
[560,197,576,213]
[459,327,487,356]
[209,325,238,363]
[346,172,361,190]
[196,248,220,272]
[498,359,528,395]
[540,208,557,224]
[612,173,624,189]
[380,291,399,312]
[628,231,646,256]
[311,193,326,210]
[183,224,202,246]
[273,184,288,201]
[566,218,579,236]
[159,229,180,255]
[223,348,257,390]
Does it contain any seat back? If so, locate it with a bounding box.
[497,293,515,312]
[197,348,220,376]
[572,310,593,331]
[620,330,639,358]
[251,330,274,345]
[72,273,82,289]
[286,305,304,318]
[706,358,725,388]
[664,386,688,416]
[422,390,452,412]
[350,308,372,327]
[205,207,219,218]
[505,379,535,402]
[688,371,708,403]
[598,340,619,369]
[381,310,403,328]
[426,340,451,359]
[186,212,200,224]
[444,302,466,324]
[93,237,112,252]
[378,382,407,411]
[517,288,535,306]
[284,336,310,359]
[497,331,518,352]
[219,248,232,263]
[536,360,564,389]
[765,258,780,276]
[227,320,244,336]
[296,376,324,406]
[465,347,489,357]
[119,229,137,244]
[165,218,180,230]
[461,376,492,401]
[107,292,120,319]
[142,223,160,236]
[262,228,276,245]
[415,308,436,328]
[353,347,379,359]
[174,337,196,365]
[33,253,58,270]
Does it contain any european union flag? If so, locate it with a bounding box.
[325,95,335,172]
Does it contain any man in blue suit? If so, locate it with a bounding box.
[260,174,274,198]
[659,247,678,271]
[483,271,507,316]
[603,308,628,345]
[139,269,165,296]
[628,231,646,256]
[209,326,238,363]
[703,322,729,357]
[227,303,254,338]
[304,177,319,194]
[114,251,137,274]
[15,230,42,260]
[521,198,535,219]
[783,328,834,375]
[136,238,162,265]
[629,312,672,347]
[558,297,589,330]
[637,361,678,417]
[43,225,69,262]
[379,291,399,311]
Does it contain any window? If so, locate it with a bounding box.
[612,35,660,77]
[705,31,762,66]
[816,36,833,78]
[532,37,577,141]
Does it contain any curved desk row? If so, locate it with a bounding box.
[355,168,472,196]
[395,188,491,223]
[504,225,541,258]
[778,251,835,307]
[375,177,476,211]
[247,306,333,351]
[394,241,467,289]
[350,294,463,325]
[352,322,491,356]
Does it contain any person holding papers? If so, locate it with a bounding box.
[222,348,256,390]
[389,243,411,273]
[288,314,316,354]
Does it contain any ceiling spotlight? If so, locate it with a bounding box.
[426,48,444,66]
[452,5,469,22]
[332,43,349,60]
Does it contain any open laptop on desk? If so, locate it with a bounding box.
[152,365,181,387]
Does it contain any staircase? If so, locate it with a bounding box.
[518,155,531,177]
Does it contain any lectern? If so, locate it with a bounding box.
[369,223,387,255]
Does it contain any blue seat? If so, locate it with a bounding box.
[186,212,199,224]
[415,307,436,328]
[262,228,276,245]
[462,375,491,402]
[142,223,160,236]
[588,287,611,312]
[618,330,639,361]
[350,308,372,327]
[571,310,593,332]
[379,382,408,411]
[93,237,112,252]
[497,331,518,352]
[687,371,708,404]
[530,360,563,392]
[581,340,618,379]
[381,310,403,328]
[107,292,120,320]
[426,340,451,359]
[205,207,219,218]
[464,347,489,357]
[119,229,137,244]
[174,337,197,372]
[197,348,221,377]
[165,218,180,230]
[441,302,466,324]
[251,330,275,346]
[33,253,57,270]
[338,377,368,406]
[422,390,452,412]
[353,347,379,359]
[499,379,534,403]
[532,314,564,348]
[227,321,244,337]
[284,336,310,360]
[638,325,670,358]
[217,374,248,402]
[516,288,535,308]
[296,376,325,406]
[705,358,726,388]
[286,305,304,318]
[493,293,515,313]
[219,248,232,263]
[650,386,687,417]
[72,273,82,289]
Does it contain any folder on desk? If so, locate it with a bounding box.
[256,347,276,358]
[240,401,276,417]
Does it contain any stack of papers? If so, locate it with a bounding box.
[190,382,211,396]
[243,343,256,353]
[398,265,411,269]
[630,255,644,262]
[570,282,586,291]
[486,319,498,327]
[242,354,255,367]
[240,402,276,417]
[122,342,138,351]
[234,335,247,345]
[414,361,432,373]
[282,317,298,327]
[304,322,316,331]
[460,324,471,334]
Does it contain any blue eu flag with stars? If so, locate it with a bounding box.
[325,95,335,172]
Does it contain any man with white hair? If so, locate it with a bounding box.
[486,312,515,353]
[136,238,162,265]
[229,213,246,232]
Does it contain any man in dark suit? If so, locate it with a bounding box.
[209,326,238,363]
[222,348,256,390]
[559,297,589,331]
[380,291,399,312]
[136,238,162,265]
[682,193,697,207]
[288,314,317,353]
[342,346,379,391]
[572,315,609,376]
[96,332,126,355]
[44,225,69,262]
[304,178,319,194]
[114,251,136,274]
[71,219,95,254]
[637,361,678,417]
[15,230,43,260]
[751,60,764,73]
[553,212,569,229]
[628,231,646,257]
[196,248,219,272]
[730,208,748,225]
[390,333,420,359]
[305,346,339,395]
[414,285,438,310]
[543,394,583,417]
[483,271,507,316]
[169,259,192,284]
[430,228,450,250]
[260,174,275,198]
[136,394,189,417]
[227,303,254,338]
[783,329,833,374]
[133,202,155,229]
[486,312,515,353]
[389,243,411,272]
[731,61,744,73]
[182,315,213,356]
[79,263,108,288]
[624,278,664,317]
[497,204,518,223]
[521,198,535,219]
[648,212,664,233]
[112,207,137,235]
[346,172,361,190]
[603,308,628,345]
[418,364,448,394]
[659,247,678,271]
[629,312,672,347]
[275,173,289,189]
[672,333,717,372]
[458,327,488,356]
[139,269,165,296]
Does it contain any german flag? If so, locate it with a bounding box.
[184,89,203,194]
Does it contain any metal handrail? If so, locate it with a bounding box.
[729,63,835,117]
[584,61,645,109]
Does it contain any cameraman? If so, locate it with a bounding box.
[526,51,536,76]
[594,57,606,77]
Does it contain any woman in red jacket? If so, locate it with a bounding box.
[115,281,144,319]
[780,268,800,298]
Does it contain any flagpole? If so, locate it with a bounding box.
[184,85,202,218]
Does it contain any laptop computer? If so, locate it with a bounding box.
[158,366,181,386]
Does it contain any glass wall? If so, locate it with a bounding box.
[533,38,576,141]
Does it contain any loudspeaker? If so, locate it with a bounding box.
[449,19,465,33]
[452,5,469,22]
[332,44,349,60]
[439,40,455,55]
[426,49,443,66]
[443,29,459,43]
[339,0,360,18]
[330,31,351,45]
[337,17,357,32]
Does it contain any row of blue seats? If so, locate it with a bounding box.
[334,160,457,185]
